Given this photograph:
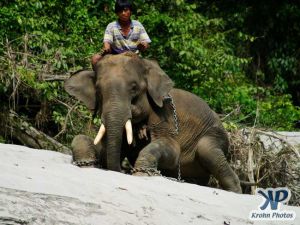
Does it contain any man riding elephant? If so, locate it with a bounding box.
[65,53,242,193]
[91,0,151,67]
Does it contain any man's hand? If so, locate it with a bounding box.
[91,54,102,66]
[137,41,149,51]
[103,42,111,54]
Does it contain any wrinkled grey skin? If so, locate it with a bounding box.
[64,54,242,193]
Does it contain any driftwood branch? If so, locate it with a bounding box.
[1,111,71,155]
[54,102,79,139]
[243,129,300,158]
[255,130,300,158]
[40,73,70,81]
[247,139,256,194]
[229,128,300,205]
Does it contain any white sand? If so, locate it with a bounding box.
[0,143,299,225]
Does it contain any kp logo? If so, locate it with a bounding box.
[258,188,290,210]
[249,187,296,221]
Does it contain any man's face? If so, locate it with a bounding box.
[117,7,131,22]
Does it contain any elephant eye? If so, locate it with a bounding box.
[131,95,138,104]
[130,82,138,94]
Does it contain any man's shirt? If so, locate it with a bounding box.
[103,20,151,54]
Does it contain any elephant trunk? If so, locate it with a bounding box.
[97,101,132,171]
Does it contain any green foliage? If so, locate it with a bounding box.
[201,1,300,104]
[0,135,5,143]
[0,0,116,144]
[139,2,251,91]
[0,0,299,148]
[135,2,258,124]
[259,94,300,130]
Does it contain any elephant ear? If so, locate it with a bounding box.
[64,70,96,111]
[143,59,174,107]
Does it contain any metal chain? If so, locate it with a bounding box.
[178,158,182,182]
[131,167,184,183]
[130,94,183,182]
[72,160,98,167]
[167,94,179,135]
[166,94,183,182]
[131,167,162,176]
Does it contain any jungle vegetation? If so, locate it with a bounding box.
[0,0,299,146]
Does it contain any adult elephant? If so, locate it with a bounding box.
[64,53,242,193]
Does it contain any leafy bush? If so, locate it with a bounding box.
[0,0,299,149]
[259,94,300,130]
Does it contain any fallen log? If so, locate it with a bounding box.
[40,73,70,81]
[1,110,71,154]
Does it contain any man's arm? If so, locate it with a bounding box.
[103,42,111,54]
[103,22,114,54]
[137,22,151,52]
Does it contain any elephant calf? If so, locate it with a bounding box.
[65,53,242,193]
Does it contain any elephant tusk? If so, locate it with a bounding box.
[94,124,106,145]
[125,120,133,145]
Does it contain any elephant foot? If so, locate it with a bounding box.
[131,167,161,176]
